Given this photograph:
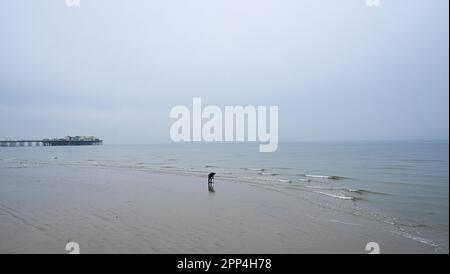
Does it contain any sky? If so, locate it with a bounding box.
[0,0,448,143]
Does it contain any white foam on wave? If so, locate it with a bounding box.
[306,185,363,194]
[315,191,355,201]
[306,175,328,178]
[247,168,265,171]
[305,174,342,180]
[390,230,440,250]
[259,172,279,176]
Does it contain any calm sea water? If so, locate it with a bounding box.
[0,141,448,251]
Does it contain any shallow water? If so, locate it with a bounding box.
[0,141,448,251]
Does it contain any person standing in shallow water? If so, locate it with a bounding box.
[208,172,216,192]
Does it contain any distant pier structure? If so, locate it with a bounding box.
[0,136,103,147]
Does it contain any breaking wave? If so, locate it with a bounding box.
[305,174,345,180]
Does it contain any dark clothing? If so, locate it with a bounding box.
[208,172,216,183]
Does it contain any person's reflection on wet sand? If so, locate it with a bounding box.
[208,181,215,192]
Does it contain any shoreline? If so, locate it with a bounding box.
[0,165,445,253]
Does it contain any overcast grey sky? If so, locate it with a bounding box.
[0,0,448,143]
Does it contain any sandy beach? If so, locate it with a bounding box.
[0,165,441,254]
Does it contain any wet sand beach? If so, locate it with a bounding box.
[0,165,441,254]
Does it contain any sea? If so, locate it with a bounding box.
[0,141,448,252]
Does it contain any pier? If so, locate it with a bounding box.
[0,136,103,147]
